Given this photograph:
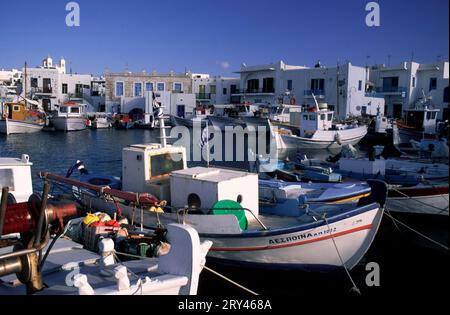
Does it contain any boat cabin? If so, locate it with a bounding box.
[1,102,44,122]
[290,103,334,137]
[0,154,33,203]
[122,144,187,202]
[401,107,439,135]
[56,102,86,116]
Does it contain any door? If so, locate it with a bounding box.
[43,78,52,93]
[42,99,51,113]
[393,104,403,119]
[177,105,185,118]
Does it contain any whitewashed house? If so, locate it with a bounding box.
[368,61,449,120]
[105,71,193,116]
[21,56,95,112]
[190,73,240,106]
[231,60,384,119]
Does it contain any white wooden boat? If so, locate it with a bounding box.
[92,117,111,129]
[50,102,87,131]
[277,103,367,149]
[0,102,45,134]
[0,154,33,203]
[0,223,212,295]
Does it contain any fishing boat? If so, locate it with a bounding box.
[207,104,259,130]
[296,153,449,217]
[45,115,387,271]
[92,116,112,129]
[0,102,45,135]
[171,115,208,128]
[49,102,87,131]
[0,198,212,295]
[277,99,367,150]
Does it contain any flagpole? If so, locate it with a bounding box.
[206,124,210,168]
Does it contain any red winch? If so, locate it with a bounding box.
[1,196,78,236]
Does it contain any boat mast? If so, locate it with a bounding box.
[24,61,27,108]
[336,60,340,118]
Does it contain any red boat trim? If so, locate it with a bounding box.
[210,224,373,251]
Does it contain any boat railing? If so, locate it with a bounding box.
[175,206,268,231]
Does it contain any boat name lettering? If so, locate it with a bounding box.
[268,227,337,245]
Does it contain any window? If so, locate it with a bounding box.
[173,82,182,92]
[223,87,227,95]
[382,77,399,92]
[320,114,326,120]
[327,113,333,121]
[247,79,259,92]
[429,78,437,91]
[309,114,316,120]
[311,79,325,92]
[145,82,154,92]
[62,83,68,94]
[60,106,68,113]
[13,105,20,111]
[30,78,38,88]
[134,82,142,97]
[287,80,293,91]
[358,80,362,91]
[303,115,308,120]
[150,153,184,178]
[262,77,274,92]
[230,85,237,94]
[115,82,124,97]
[157,82,165,91]
[210,85,216,94]
[444,86,449,103]
[0,169,14,191]
[70,107,80,114]
[412,77,416,87]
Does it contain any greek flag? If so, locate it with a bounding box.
[198,126,210,149]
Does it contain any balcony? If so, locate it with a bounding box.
[196,93,211,100]
[230,88,275,95]
[375,86,407,97]
[364,91,385,98]
[304,90,325,98]
[32,87,53,95]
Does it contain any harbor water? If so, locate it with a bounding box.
[0,129,448,297]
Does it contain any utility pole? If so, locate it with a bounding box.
[24,62,27,107]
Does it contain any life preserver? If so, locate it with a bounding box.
[2,113,7,119]
[290,96,297,105]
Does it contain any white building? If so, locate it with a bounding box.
[368,61,449,120]
[231,60,384,119]
[190,73,240,106]
[0,69,22,100]
[21,56,95,112]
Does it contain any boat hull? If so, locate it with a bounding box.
[281,126,368,149]
[50,116,86,131]
[76,190,382,271]
[387,185,449,216]
[208,116,247,131]
[171,115,207,128]
[0,119,44,135]
[204,206,382,270]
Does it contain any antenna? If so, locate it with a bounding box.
[387,54,391,66]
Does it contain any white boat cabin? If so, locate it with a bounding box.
[55,102,87,117]
[290,103,335,137]
[122,143,188,202]
[0,154,33,203]
[402,106,439,135]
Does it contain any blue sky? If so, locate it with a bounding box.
[0,0,448,76]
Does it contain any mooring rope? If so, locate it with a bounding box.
[390,187,449,215]
[203,265,259,296]
[384,211,449,251]
[114,251,259,295]
[322,216,361,295]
